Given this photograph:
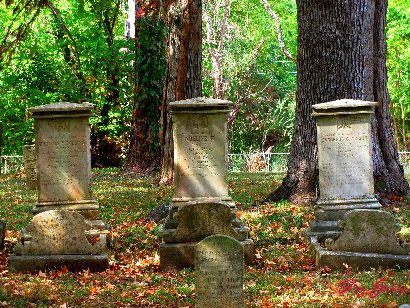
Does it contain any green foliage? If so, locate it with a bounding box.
[202,0,297,154]
[387,0,410,151]
[0,1,133,156]
[132,13,166,154]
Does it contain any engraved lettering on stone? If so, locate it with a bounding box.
[318,114,373,200]
[173,111,229,198]
[37,118,90,202]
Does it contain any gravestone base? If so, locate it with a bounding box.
[33,199,101,219]
[306,197,381,242]
[9,210,109,273]
[33,200,110,247]
[160,200,254,270]
[162,198,248,241]
[8,254,109,273]
[159,239,254,271]
[309,209,410,270]
[311,237,410,270]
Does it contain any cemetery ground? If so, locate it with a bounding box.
[1,170,410,307]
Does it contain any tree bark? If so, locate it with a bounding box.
[159,0,202,183]
[371,0,408,196]
[124,1,165,174]
[265,0,408,205]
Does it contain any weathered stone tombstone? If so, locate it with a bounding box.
[22,145,37,190]
[8,210,108,273]
[195,235,244,308]
[306,99,410,270]
[8,103,109,272]
[27,103,108,243]
[306,99,381,240]
[0,220,5,250]
[159,98,253,270]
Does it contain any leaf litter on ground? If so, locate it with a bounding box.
[0,170,409,306]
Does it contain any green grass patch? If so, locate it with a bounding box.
[0,170,409,306]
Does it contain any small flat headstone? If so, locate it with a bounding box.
[326,209,410,254]
[195,235,244,308]
[15,210,103,255]
[0,220,5,250]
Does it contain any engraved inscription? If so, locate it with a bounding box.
[176,116,220,178]
[173,112,229,198]
[318,114,373,200]
[37,118,91,202]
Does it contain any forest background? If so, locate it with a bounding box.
[0,0,408,170]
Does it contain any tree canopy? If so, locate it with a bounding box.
[0,0,408,176]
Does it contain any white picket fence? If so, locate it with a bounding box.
[228,153,289,174]
[228,152,410,174]
[2,152,410,175]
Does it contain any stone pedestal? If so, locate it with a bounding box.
[27,103,108,243]
[22,145,37,190]
[311,209,410,270]
[8,210,108,273]
[306,99,381,241]
[159,98,254,270]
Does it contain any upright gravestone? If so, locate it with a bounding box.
[195,235,244,308]
[306,99,410,270]
[22,145,37,190]
[27,103,107,243]
[160,98,253,270]
[306,99,381,240]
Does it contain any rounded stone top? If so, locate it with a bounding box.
[312,99,377,116]
[28,102,94,118]
[169,97,233,113]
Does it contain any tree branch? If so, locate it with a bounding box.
[260,0,296,62]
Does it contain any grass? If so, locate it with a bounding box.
[0,170,409,307]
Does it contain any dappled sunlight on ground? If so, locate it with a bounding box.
[0,171,409,306]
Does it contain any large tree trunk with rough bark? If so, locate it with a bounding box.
[124,1,165,174]
[159,0,202,183]
[266,0,408,205]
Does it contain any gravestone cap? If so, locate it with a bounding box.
[169,97,233,112]
[312,99,377,117]
[28,102,93,118]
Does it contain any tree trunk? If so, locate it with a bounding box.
[159,0,202,183]
[124,1,165,173]
[265,0,408,205]
[372,0,408,196]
